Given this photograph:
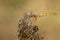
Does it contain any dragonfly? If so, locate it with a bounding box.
[24,11,56,21]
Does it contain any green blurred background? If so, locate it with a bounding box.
[0,0,60,40]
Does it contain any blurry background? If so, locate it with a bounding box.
[0,0,60,40]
